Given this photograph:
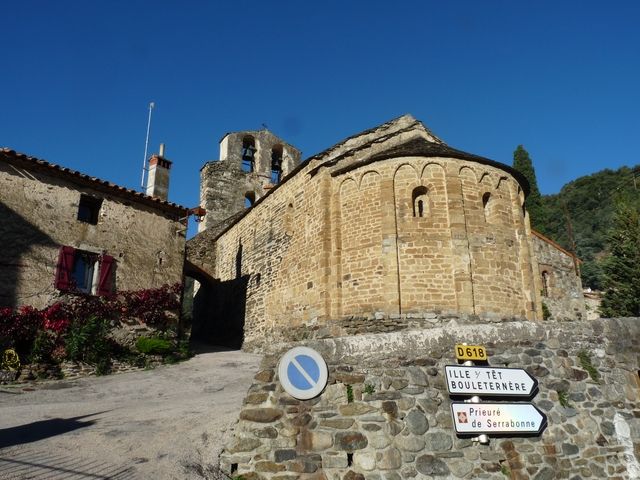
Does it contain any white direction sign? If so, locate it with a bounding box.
[278,346,328,400]
[445,365,538,397]
[451,402,547,435]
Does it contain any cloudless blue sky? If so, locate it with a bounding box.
[3,1,639,236]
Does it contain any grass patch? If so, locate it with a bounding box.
[557,390,571,408]
[346,384,354,403]
[577,350,600,383]
[364,383,375,395]
[136,336,173,356]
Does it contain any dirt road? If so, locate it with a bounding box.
[0,348,261,479]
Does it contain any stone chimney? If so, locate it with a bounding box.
[146,143,171,201]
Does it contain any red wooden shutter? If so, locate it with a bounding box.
[55,246,75,290]
[97,255,115,296]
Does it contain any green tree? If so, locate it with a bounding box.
[513,145,547,233]
[600,201,640,317]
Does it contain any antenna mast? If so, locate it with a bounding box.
[140,101,155,189]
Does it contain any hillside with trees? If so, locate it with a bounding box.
[526,161,639,290]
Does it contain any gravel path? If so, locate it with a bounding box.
[0,348,261,479]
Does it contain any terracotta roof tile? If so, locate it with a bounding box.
[0,148,188,215]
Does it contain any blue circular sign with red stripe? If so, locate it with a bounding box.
[278,347,328,400]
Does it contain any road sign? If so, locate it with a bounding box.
[455,344,487,361]
[278,346,328,400]
[445,365,538,397]
[451,402,547,435]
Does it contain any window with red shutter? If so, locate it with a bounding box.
[97,255,115,296]
[54,246,76,290]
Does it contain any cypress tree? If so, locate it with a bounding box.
[513,145,547,233]
[600,201,640,317]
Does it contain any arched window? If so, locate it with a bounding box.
[541,270,550,297]
[285,202,294,235]
[482,192,491,222]
[412,186,429,218]
[244,192,255,208]
[241,136,256,173]
[271,144,283,184]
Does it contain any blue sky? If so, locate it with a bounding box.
[3,1,639,236]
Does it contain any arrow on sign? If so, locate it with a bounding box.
[445,365,538,397]
[451,402,547,435]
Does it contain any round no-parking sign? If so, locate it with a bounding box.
[278,346,328,400]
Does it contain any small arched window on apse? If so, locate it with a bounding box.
[271,144,283,184]
[482,192,491,222]
[541,270,550,297]
[241,136,256,173]
[412,186,429,218]
[284,202,294,235]
[244,192,256,208]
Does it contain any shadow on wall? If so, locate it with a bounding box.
[0,201,56,308]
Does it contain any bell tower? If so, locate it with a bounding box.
[199,129,301,232]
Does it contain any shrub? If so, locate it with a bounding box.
[2,283,183,375]
[541,302,551,320]
[66,316,113,373]
[136,336,173,356]
[0,306,42,356]
[30,330,57,364]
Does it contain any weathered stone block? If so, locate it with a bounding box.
[416,454,450,476]
[334,431,368,451]
[240,408,283,423]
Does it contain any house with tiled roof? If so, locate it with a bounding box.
[0,147,189,309]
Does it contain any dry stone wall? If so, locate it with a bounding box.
[220,318,640,479]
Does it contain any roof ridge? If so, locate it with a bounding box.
[0,147,188,213]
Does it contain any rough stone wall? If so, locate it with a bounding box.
[201,151,542,349]
[0,159,186,309]
[531,232,586,321]
[199,130,301,231]
[220,318,640,480]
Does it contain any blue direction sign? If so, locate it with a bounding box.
[278,346,328,400]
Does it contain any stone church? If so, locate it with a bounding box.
[187,115,585,350]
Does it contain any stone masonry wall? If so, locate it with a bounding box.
[199,130,301,231]
[220,318,640,480]
[0,159,185,309]
[531,232,586,321]
[204,151,543,350]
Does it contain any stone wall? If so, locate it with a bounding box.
[0,153,186,309]
[199,130,301,231]
[189,114,545,349]
[531,232,586,321]
[219,318,640,479]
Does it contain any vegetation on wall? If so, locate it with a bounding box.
[0,283,187,377]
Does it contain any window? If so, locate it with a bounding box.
[244,192,255,208]
[541,270,550,297]
[77,194,103,225]
[271,145,283,184]
[241,136,256,173]
[412,186,429,218]
[482,192,491,222]
[55,246,115,295]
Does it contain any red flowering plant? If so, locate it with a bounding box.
[0,306,43,357]
[1,283,183,367]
